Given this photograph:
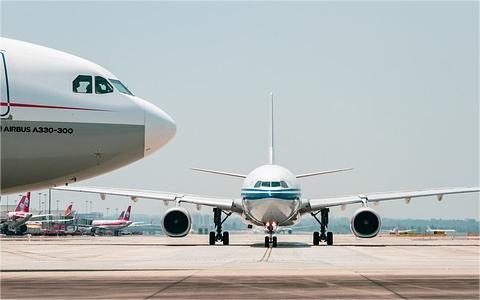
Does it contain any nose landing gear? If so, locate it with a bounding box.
[311,208,334,246]
[264,223,278,248]
[209,208,231,245]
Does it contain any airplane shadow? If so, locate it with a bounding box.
[250,242,311,248]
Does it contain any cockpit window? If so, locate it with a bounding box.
[280,181,289,188]
[261,181,271,187]
[95,76,113,94]
[73,75,92,93]
[254,181,262,188]
[271,182,281,187]
[109,79,134,96]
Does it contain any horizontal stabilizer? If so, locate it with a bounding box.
[191,167,246,178]
[296,168,353,178]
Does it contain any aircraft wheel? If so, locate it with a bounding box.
[222,231,230,245]
[326,232,333,246]
[313,231,320,246]
[209,231,216,245]
[272,236,278,248]
[264,236,270,248]
[222,231,229,245]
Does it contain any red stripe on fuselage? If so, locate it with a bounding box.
[1,102,112,112]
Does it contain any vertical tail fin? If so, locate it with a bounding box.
[15,192,30,212]
[14,194,26,212]
[65,204,73,217]
[118,211,125,220]
[268,92,275,165]
[24,192,30,212]
[123,206,131,221]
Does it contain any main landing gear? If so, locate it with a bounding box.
[209,208,232,245]
[264,222,278,248]
[311,208,334,246]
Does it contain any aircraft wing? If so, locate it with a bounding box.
[52,186,239,212]
[28,218,73,223]
[305,187,479,211]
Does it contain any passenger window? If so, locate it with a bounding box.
[261,182,271,187]
[73,75,92,93]
[280,181,289,188]
[254,181,262,188]
[95,76,113,94]
[271,182,281,187]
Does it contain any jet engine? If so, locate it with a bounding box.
[162,207,191,237]
[350,207,381,238]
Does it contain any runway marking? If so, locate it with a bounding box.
[259,246,272,262]
[144,274,195,299]
[359,274,407,299]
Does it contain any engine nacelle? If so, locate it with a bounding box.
[162,207,191,237]
[350,207,381,238]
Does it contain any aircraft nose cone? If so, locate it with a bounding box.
[143,101,176,157]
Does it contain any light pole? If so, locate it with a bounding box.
[85,200,88,216]
[6,195,8,212]
[43,193,47,212]
[56,199,60,216]
[38,192,42,213]
[90,201,93,214]
[106,207,109,217]
[48,189,51,215]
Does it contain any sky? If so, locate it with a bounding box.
[1,1,478,220]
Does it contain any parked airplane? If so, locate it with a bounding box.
[27,203,74,225]
[54,94,480,247]
[1,192,32,235]
[0,37,176,194]
[388,227,415,235]
[426,226,456,235]
[90,205,133,236]
[27,204,76,235]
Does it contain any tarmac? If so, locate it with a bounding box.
[1,233,479,299]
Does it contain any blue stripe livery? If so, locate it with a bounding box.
[241,188,301,200]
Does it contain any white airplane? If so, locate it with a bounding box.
[1,192,33,235]
[388,227,416,235]
[426,226,456,235]
[53,94,479,247]
[90,205,133,236]
[0,37,176,194]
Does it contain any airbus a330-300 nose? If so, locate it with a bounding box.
[0,38,176,194]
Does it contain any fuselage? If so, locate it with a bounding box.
[241,165,301,228]
[0,38,176,194]
[92,219,132,231]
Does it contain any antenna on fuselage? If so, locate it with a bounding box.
[269,92,275,165]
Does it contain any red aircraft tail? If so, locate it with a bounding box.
[65,204,73,217]
[123,206,131,221]
[118,211,125,220]
[14,192,30,212]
